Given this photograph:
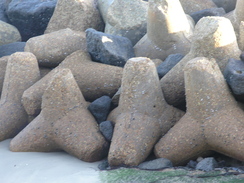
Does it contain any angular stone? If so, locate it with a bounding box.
[0,20,21,46]
[212,0,237,13]
[108,57,184,167]
[134,0,193,61]
[45,0,104,34]
[6,0,57,41]
[187,160,198,169]
[10,68,109,162]
[88,96,112,124]
[190,8,226,24]
[86,28,135,67]
[196,157,218,171]
[179,0,217,14]
[224,58,244,97]
[138,158,173,170]
[25,28,87,68]
[0,42,25,57]
[0,52,40,141]
[160,16,241,107]
[154,57,244,165]
[105,0,148,45]
[22,50,122,117]
[98,159,110,170]
[157,53,184,79]
[99,121,114,142]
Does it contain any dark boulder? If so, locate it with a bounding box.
[224,58,244,101]
[190,8,226,24]
[6,0,57,41]
[157,53,184,79]
[86,28,135,67]
[88,96,112,124]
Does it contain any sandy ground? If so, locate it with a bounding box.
[0,139,102,183]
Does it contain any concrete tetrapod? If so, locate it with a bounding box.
[108,57,184,167]
[134,0,193,61]
[45,0,104,34]
[154,57,244,165]
[225,0,244,50]
[225,0,244,33]
[22,50,123,117]
[10,68,109,162]
[25,28,87,68]
[0,52,40,141]
[160,16,241,107]
[105,0,148,45]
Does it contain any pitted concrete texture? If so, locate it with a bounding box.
[108,57,184,167]
[134,0,193,61]
[238,21,244,50]
[22,50,123,117]
[0,20,21,46]
[10,68,109,162]
[225,0,244,33]
[160,16,241,107]
[179,0,217,14]
[105,0,148,45]
[0,56,8,94]
[25,28,87,68]
[45,0,104,34]
[225,0,244,49]
[98,0,114,23]
[0,52,40,141]
[155,57,244,165]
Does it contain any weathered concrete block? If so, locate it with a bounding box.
[105,0,148,45]
[0,52,40,141]
[45,0,104,34]
[0,56,8,94]
[134,0,193,61]
[25,28,87,68]
[0,20,21,46]
[97,0,115,23]
[160,16,241,107]
[179,0,217,14]
[225,0,244,33]
[10,68,109,162]
[22,50,123,117]
[108,57,184,167]
[155,57,244,165]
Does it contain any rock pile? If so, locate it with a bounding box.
[0,0,243,172]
